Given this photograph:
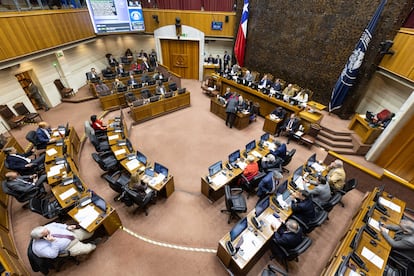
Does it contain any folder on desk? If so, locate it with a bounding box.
[361,247,384,269]
[46,148,58,156]
[379,197,401,213]
[108,134,119,141]
[251,150,262,158]
[114,149,126,156]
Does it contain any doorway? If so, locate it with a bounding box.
[160,39,199,79]
[15,70,48,110]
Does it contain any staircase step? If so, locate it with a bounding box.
[319,129,352,142]
[319,125,353,137]
[315,141,358,155]
[316,136,354,149]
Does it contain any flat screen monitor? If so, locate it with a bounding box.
[307,153,316,167]
[275,92,284,100]
[229,217,248,242]
[260,133,270,142]
[335,253,351,276]
[91,192,107,213]
[211,21,223,31]
[255,196,270,217]
[362,205,375,223]
[245,140,256,153]
[177,88,186,94]
[145,168,155,177]
[154,162,168,177]
[136,151,147,165]
[85,0,145,34]
[208,161,222,176]
[117,86,127,92]
[373,184,385,202]
[276,180,288,195]
[293,165,303,182]
[228,150,241,164]
[169,83,177,91]
[350,226,364,250]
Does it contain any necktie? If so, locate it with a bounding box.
[288,119,294,129]
[52,234,75,240]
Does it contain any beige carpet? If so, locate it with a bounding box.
[9,79,365,275]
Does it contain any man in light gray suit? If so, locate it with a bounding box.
[225,92,238,128]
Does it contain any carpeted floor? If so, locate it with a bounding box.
[9,79,366,275]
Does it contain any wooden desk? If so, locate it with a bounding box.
[203,64,220,80]
[142,175,175,198]
[51,173,87,209]
[209,97,250,130]
[348,114,383,144]
[68,202,121,236]
[110,144,132,161]
[130,92,191,123]
[217,195,292,275]
[262,115,282,135]
[120,158,146,175]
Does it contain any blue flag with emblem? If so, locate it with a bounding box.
[329,0,387,112]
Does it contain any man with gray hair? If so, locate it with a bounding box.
[271,219,304,250]
[326,159,346,191]
[31,222,96,259]
[257,170,283,200]
[379,219,414,259]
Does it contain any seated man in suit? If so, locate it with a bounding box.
[291,190,316,224]
[31,222,96,259]
[107,54,118,67]
[95,80,111,96]
[116,64,126,76]
[102,66,115,77]
[155,81,166,96]
[86,68,99,81]
[326,159,346,191]
[36,121,56,150]
[141,57,151,71]
[127,75,139,88]
[258,74,272,90]
[243,70,254,86]
[304,176,331,205]
[270,107,287,126]
[4,171,46,196]
[379,219,414,259]
[272,79,282,92]
[271,219,304,252]
[276,113,301,144]
[257,170,283,201]
[260,154,283,172]
[4,147,45,175]
[282,84,296,102]
[112,79,125,91]
[269,141,287,160]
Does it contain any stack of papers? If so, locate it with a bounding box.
[114,148,126,156]
[311,162,325,172]
[125,159,140,171]
[74,205,100,229]
[212,173,227,187]
[368,218,388,233]
[251,151,262,158]
[237,161,247,170]
[59,187,77,201]
[239,231,261,261]
[379,197,401,213]
[265,213,282,229]
[108,134,119,141]
[295,177,306,190]
[361,247,384,269]
[264,141,276,151]
[148,174,166,188]
[47,164,64,178]
[46,148,58,156]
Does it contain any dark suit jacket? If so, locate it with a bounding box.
[271,108,286,120]
[273,82,282,91]
[283,118,300,132]
[36,128,51,149]
[292,197,316,224]
[273,226,304,250]
[270,143,287,159]
[127,79,137,86]
[6,177,39,194]
[225,97,238,114]
[6,153,32,172]
[257,172,276,198]
[86,71,99,80]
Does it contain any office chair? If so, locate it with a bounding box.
[91,151,119,173]
[54,79,74,98]
[261,264,288,276]
[1,180,42,205]
[25,130,42,149]
[239,171,267,198]
[321,192,342,212]
[221,185,247,224]
[124,186,155,216]
[292,201,329,234]
[270,236,312,272]
[124,92,137,106]
[27,238,79,275]
[0,104,26,129]
[141,89,151,99]
[29,197,63,219]
[385,250,414,276]
[13,102,42,123]
[338,178,358,207]
[84,121,109,152]
[103,170,130,201]
[281,149,296,174]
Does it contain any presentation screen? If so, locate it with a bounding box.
[86,0,145,34]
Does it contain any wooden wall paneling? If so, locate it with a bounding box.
[0,17,35,59]
[379,29,414,82]
[160,39,199,79]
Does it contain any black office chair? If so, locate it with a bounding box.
[1,180,42,205]
[281,149,296,174]
[124,92,137,106]
[261,264,288,276]
[84,121,110,152]
[321,192,343,212]
[29,197,63,219]
[124,186,155,216]
[141,89,151,99]
[292,201,329,234]
[220,185,247,224]
[26,130,42,150]
[270,236,312,272]
[91,151,119,173]
[339,178,358,207]
[103,170,130,201]
[385,250,414,276]
[13,102,42,123]
[239,171,267,198]
[27,238,79,275]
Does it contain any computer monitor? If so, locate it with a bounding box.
[275,92,284,100]
[289,98,299,106]
[362,205,375,223]
[260,133,270,142]
[306,153,316,167]
[145,168,155,177]
[276,180,288,195]
[132,83,142,89]
[117,86,127,92]
[91,192,107,213]
[350,226,364,250]
[335,253,351,276]
[228,150,241,164]
[229,217,248,242]
[154,162,168,177]
[150,95,160,102]
[164,91,173,98]
[208,161,222,177]
[245,140,256,154]
[177,88,186,94]
[169,82,178,91]
[255,196,270,217]
[136,151,147,165]
[293,165,303,182]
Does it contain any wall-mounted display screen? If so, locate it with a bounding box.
[86,0,145,34]
[211,21,223,31]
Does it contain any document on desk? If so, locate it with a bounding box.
[251,150,262,158]
[265,214,282,229]
[59,187,77,201]
[47,164,64,178]
[379,197,401,213]
[237,161,247,170]
[264,141,276,151]
[361,247,384,269]
[212,174,227,187]
[311,162,325,173]
[368,217,389,233]
[238,231,261,261]
[125,159,140,171]
[74,205,100,229]
[108,134,119,141]
[114,148,126,156]
[295,177,305,190]
[46,148,58,156]
[148,174,165,188]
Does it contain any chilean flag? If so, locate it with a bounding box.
[234,0,249,67]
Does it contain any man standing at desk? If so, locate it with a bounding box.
[31,222,96,259]
[379,219,414,259]
[326,159,346,191]
[225,92,238,129]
